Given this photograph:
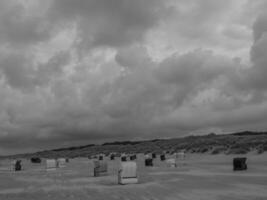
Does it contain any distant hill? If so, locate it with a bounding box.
[230,131,267,136]
[2,131,267,159]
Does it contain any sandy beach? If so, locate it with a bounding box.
[0,153,266,200]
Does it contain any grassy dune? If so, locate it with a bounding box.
[3,131,267,159]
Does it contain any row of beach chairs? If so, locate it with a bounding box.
[6,153,247,186]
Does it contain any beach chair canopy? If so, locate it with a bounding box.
[31,157,41,163]
[233,157,247,171]
[160,154,166,161]
[145,158,153,166]
[121,156,127,161]
[130,155,136,160]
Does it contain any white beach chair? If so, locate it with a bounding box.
[57,158,66,168]
[166,158,177,167]
[177,151,186,165]
[118,161,138,185]
[46,159,57,171]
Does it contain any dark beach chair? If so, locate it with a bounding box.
[94,161,108,177]
[160,154,166,161]
[145,158,153,166]
[233,157,247,171]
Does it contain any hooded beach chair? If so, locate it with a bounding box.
[145,158,153,166]
[10,160,16,171]
[166,158,177,167]
[57,158,66,168]
[121,156,127,162]
[31,157,41,163]
[233,157,247,171]
[46,159,57,171]
[177,152,185,159]
[118,161,138,184]
[110,154,115,160]
[176,151,186,165]
[130,155,137,160]
[11,160,22,171]
[98,155,104,160]
[93,160,108,177]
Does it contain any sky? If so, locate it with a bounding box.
[1,0,267,155]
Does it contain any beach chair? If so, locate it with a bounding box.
[145,158,153,166]
[166,158,177,167]
[130,155,137,160]
[94,161,108,177]
[46,159,57,171]
[10,160,16,171]
[233,157,247,171]
[121,156,127,162]
[176,151,186,165]
[110,154,115,160]
[118,161,138,184]
[11,160,22,171]
[177,152,185,160]
[57,158,66,168]
[31,157,41,163]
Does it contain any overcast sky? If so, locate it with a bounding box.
[1,0,267,154]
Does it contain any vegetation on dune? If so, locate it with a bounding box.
[2,131,267,159]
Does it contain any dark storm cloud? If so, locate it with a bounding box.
[0,51,70,91]
[1,0,267,154]
[115,45,153,69]
[230,11,267,92]
[48,0,165,48]
[0,1,53,46]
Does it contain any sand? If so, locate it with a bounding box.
[0,153,266,200]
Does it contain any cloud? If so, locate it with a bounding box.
[47,0,166,49]
[146,0,252,61]
[0,51,70,92]
[0,47,242,151]
[156,49,234,85]
[0,1,53,47]
[230,11,267,92]
[115,45,153,69]
[1,0,267,154]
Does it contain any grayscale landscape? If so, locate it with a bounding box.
[0,0,267,199]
